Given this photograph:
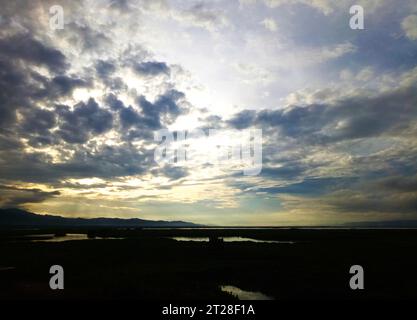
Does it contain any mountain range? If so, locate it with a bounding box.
[0,208,199,228]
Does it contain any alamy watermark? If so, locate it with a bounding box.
[349,5,364,30]
[349,265,364,290]
[154,129,262,176]
[49,265,64,290]
[49,5,64,30]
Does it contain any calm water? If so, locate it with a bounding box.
[220,285,274,300]
[27,234,295,243]
[30,234,89,242]
[170,236,295,244]
[29,234,120,242]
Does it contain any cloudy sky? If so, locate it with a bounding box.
[1,0,417,225]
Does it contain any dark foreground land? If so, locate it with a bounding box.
[1,228,417,300]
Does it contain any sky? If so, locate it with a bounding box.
[0,0,417,226]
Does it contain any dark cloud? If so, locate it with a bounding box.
[105,93,126,111]
[19,108,57,147]
[326,189,417,215]
[0,31,88,150]
[260,165,309,180]
[49,75,90,96]
[0,60,22,126]
[227,84,417,144]
[159,165,189,181]
[0,17,191,195]
[307,173,417,215]
[0,133,23,151]
[119,105,143,129]
[0,33,91,149]
[56,98,113,144]
[97,62,126,90]
[133,61,170,77]
[0,56,46,127]
[0,185,60,208]
[197,115,225,132]
[52,145,154,179]
[0,33,68,73]
[378,175,417,193]
[65,22,111,52]
[138,89,186,127]
[96,60,116,77]
[111,89,188,140]
[107,0,131,11]
[0,143,155,184]
[227,110,256,130]
[260,177,358,196]
[95,60,126,91]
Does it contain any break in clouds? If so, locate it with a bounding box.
[0,0,417,225]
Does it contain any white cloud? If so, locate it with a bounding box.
[402,15,417,40]
[169,3,229,32]
[234,62,275,84]
[260,18,278,31]
[244,0,389,15]
[316,42,357,61]
[263,0,335,15]
[239,0,257,5]
[356,66,374,82]
[275,41,357,68]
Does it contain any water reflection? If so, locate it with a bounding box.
[29,234,120,242]
[30,234,89,242]
[170,236,294,244]
[170,237,210,242]
[26,234,294,244]
[220,285,274,300]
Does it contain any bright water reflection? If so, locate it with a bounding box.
[171,236,294,244]
[220,285,274,300]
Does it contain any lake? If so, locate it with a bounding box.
[220,285,274,300]
[28,234,120,242]
[170,236,295,244]
[21,234,295,244]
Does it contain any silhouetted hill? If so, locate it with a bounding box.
[0,208,199,228]
[344,220,417,228]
